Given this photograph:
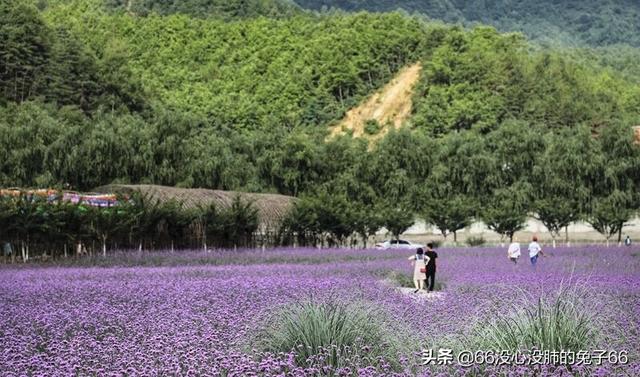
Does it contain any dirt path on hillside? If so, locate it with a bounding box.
[329,63,422,141]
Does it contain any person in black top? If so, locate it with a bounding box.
[424,242,438,291]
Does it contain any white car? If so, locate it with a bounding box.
[375,239,425,250]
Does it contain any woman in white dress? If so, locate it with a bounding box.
[408,248,430,292]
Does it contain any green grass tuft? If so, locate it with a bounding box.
[255,298,410,371]
[379,269,446,291]
[465,236,486,247]
[468,285,603,352]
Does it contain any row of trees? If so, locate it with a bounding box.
[283,122,640,247]
[4,118,635,254]
[0,193,260,261]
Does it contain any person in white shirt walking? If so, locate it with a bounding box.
[507,237,521,264]
[528,236,544,267]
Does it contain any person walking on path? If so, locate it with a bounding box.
[408,248,429,293]
[528,236,544,268]
[508,237,521,264]
[424,243,438,291]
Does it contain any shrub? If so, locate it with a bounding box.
[377,269,446,291]
[466,236,486,247]
[429,240,442,248]
[255,298,409,371]
[363,119,382,135]
[468,285,604,352]
[383,269,414,288]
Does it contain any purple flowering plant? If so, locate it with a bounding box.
[0,246,638,376]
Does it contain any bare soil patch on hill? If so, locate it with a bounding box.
[329,63,422,141]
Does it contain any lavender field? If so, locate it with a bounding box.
[1,246,639,376]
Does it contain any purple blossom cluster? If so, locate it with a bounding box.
[1,246,639,376]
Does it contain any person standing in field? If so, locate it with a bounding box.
[507,237,521,264]
[408,248,429,293]
[625,235,632,246]
[424,243,438,291]
[528,236,544,267]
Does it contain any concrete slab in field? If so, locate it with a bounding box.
[397,287,446,300]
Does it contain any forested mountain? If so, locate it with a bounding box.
[104,0,301,19]
[410,27,638,135]
[0,0,145,112]
[294,0,640,47]
[2,0,640,243]
[42,0,640,47]
[1,0,429,190]
[46,3,424,126]
[2,0,638,193]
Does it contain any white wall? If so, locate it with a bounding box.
[377,217,640,241]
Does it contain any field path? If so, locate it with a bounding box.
[397,287,446,301]
[329,63,422,140]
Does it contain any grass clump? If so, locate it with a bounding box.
[383,269,414,288]
[256,297,410,371]
[379,269,446,291]
[465,236,486,247]
[469,285,604,352]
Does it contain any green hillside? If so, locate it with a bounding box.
[1,0,428,190]
[411,26,639,135]
[103,0,301,18]
[1,0,639,231]
[294,0,640,47]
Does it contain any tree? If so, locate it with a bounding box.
[196,202,220,251]
[421,192,475,243]
[11,194,48,262]
[0,196,18,262]
[280,196,322,247]
[90,198,135,257]
[588,190,635,247]
[414,132,483,243]
[587,123,640,245]
[56,200,92,257]
[531,127,598,246]
[260,130,322,196]
[157,200,194,252]
[0,0,51,103]
[481,183,531,242]
[220,196,259,248]
[352,204,382,248]
[381,204,415,241]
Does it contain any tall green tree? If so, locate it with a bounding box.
[587,123,640,245]
[589,190,635,247]
[481,182,531,242]
[415,131,485,242]
[0,0,51,103]
[531,126,599,246]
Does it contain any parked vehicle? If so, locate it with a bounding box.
[374,239,424,250]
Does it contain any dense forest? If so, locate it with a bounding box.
[38,0,640,47]
[1,0,640,253]
[294,0,640,47]
[103,0,301,19]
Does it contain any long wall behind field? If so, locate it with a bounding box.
[383,218,640,245]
